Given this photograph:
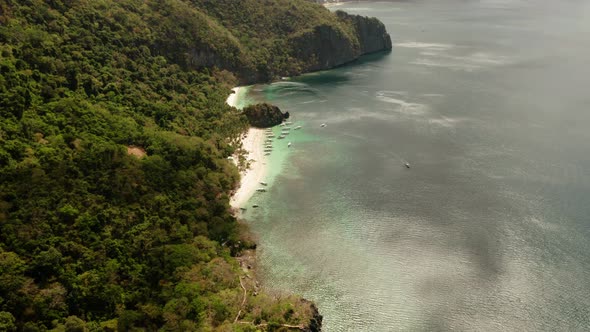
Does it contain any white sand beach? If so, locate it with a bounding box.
[226,87,268,210]
[230,128,267,209]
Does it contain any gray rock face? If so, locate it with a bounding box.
[338,11,393,54]
[301,300,323,332]
[289,24,360,72]
[242,103,288,128]
[289,11,392,73]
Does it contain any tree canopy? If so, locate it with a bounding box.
[0,0,381,330]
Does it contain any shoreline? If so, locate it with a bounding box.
[226,89,322,329]
[226,87,268,210]
[225,87,242,109]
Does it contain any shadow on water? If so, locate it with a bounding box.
[264,81,321,99]
[290,50,392,87]
[259,50,392,103]
[355,49,392,66]
[291,71,352,86]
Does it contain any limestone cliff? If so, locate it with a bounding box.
[336,11,393,54]
[289,23,360,72]
[288,11,392,73]
[163,0,392,83]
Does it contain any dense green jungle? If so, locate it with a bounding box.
[0,0,390,330]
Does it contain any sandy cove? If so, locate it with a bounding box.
[230,128,267,209]
[226,87,268,210]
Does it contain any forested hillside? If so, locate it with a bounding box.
[0,0,389,330]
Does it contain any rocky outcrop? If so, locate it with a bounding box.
[288,11,392,73]
[242,103,289,128]
[302,301,323,332]
[289,24,360,72]
[336,11,393,54]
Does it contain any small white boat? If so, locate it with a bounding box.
[266,134,275,137]
[227,156,234,160]
[278,135,285,139]
[252,204,259,208]
[287,142,292,148]
[294,126,302,130]
[285,121,293,125]
[260,182,268,186]
[265,145,272,148]
[405,163,411,169]
[279,123,285,127]
[265,152,271,156]
[256,188,267,192]
[320,123,327,127]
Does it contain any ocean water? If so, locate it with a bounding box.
[242,1,590,330]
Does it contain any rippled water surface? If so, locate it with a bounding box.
[243,1,590,330]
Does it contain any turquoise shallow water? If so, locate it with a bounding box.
[242,1,590,331]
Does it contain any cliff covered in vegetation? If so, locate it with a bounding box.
[191,0,392,81]
[0,0,389,330]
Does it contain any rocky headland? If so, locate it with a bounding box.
[290,11,392,72]
[242,103,290,128]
